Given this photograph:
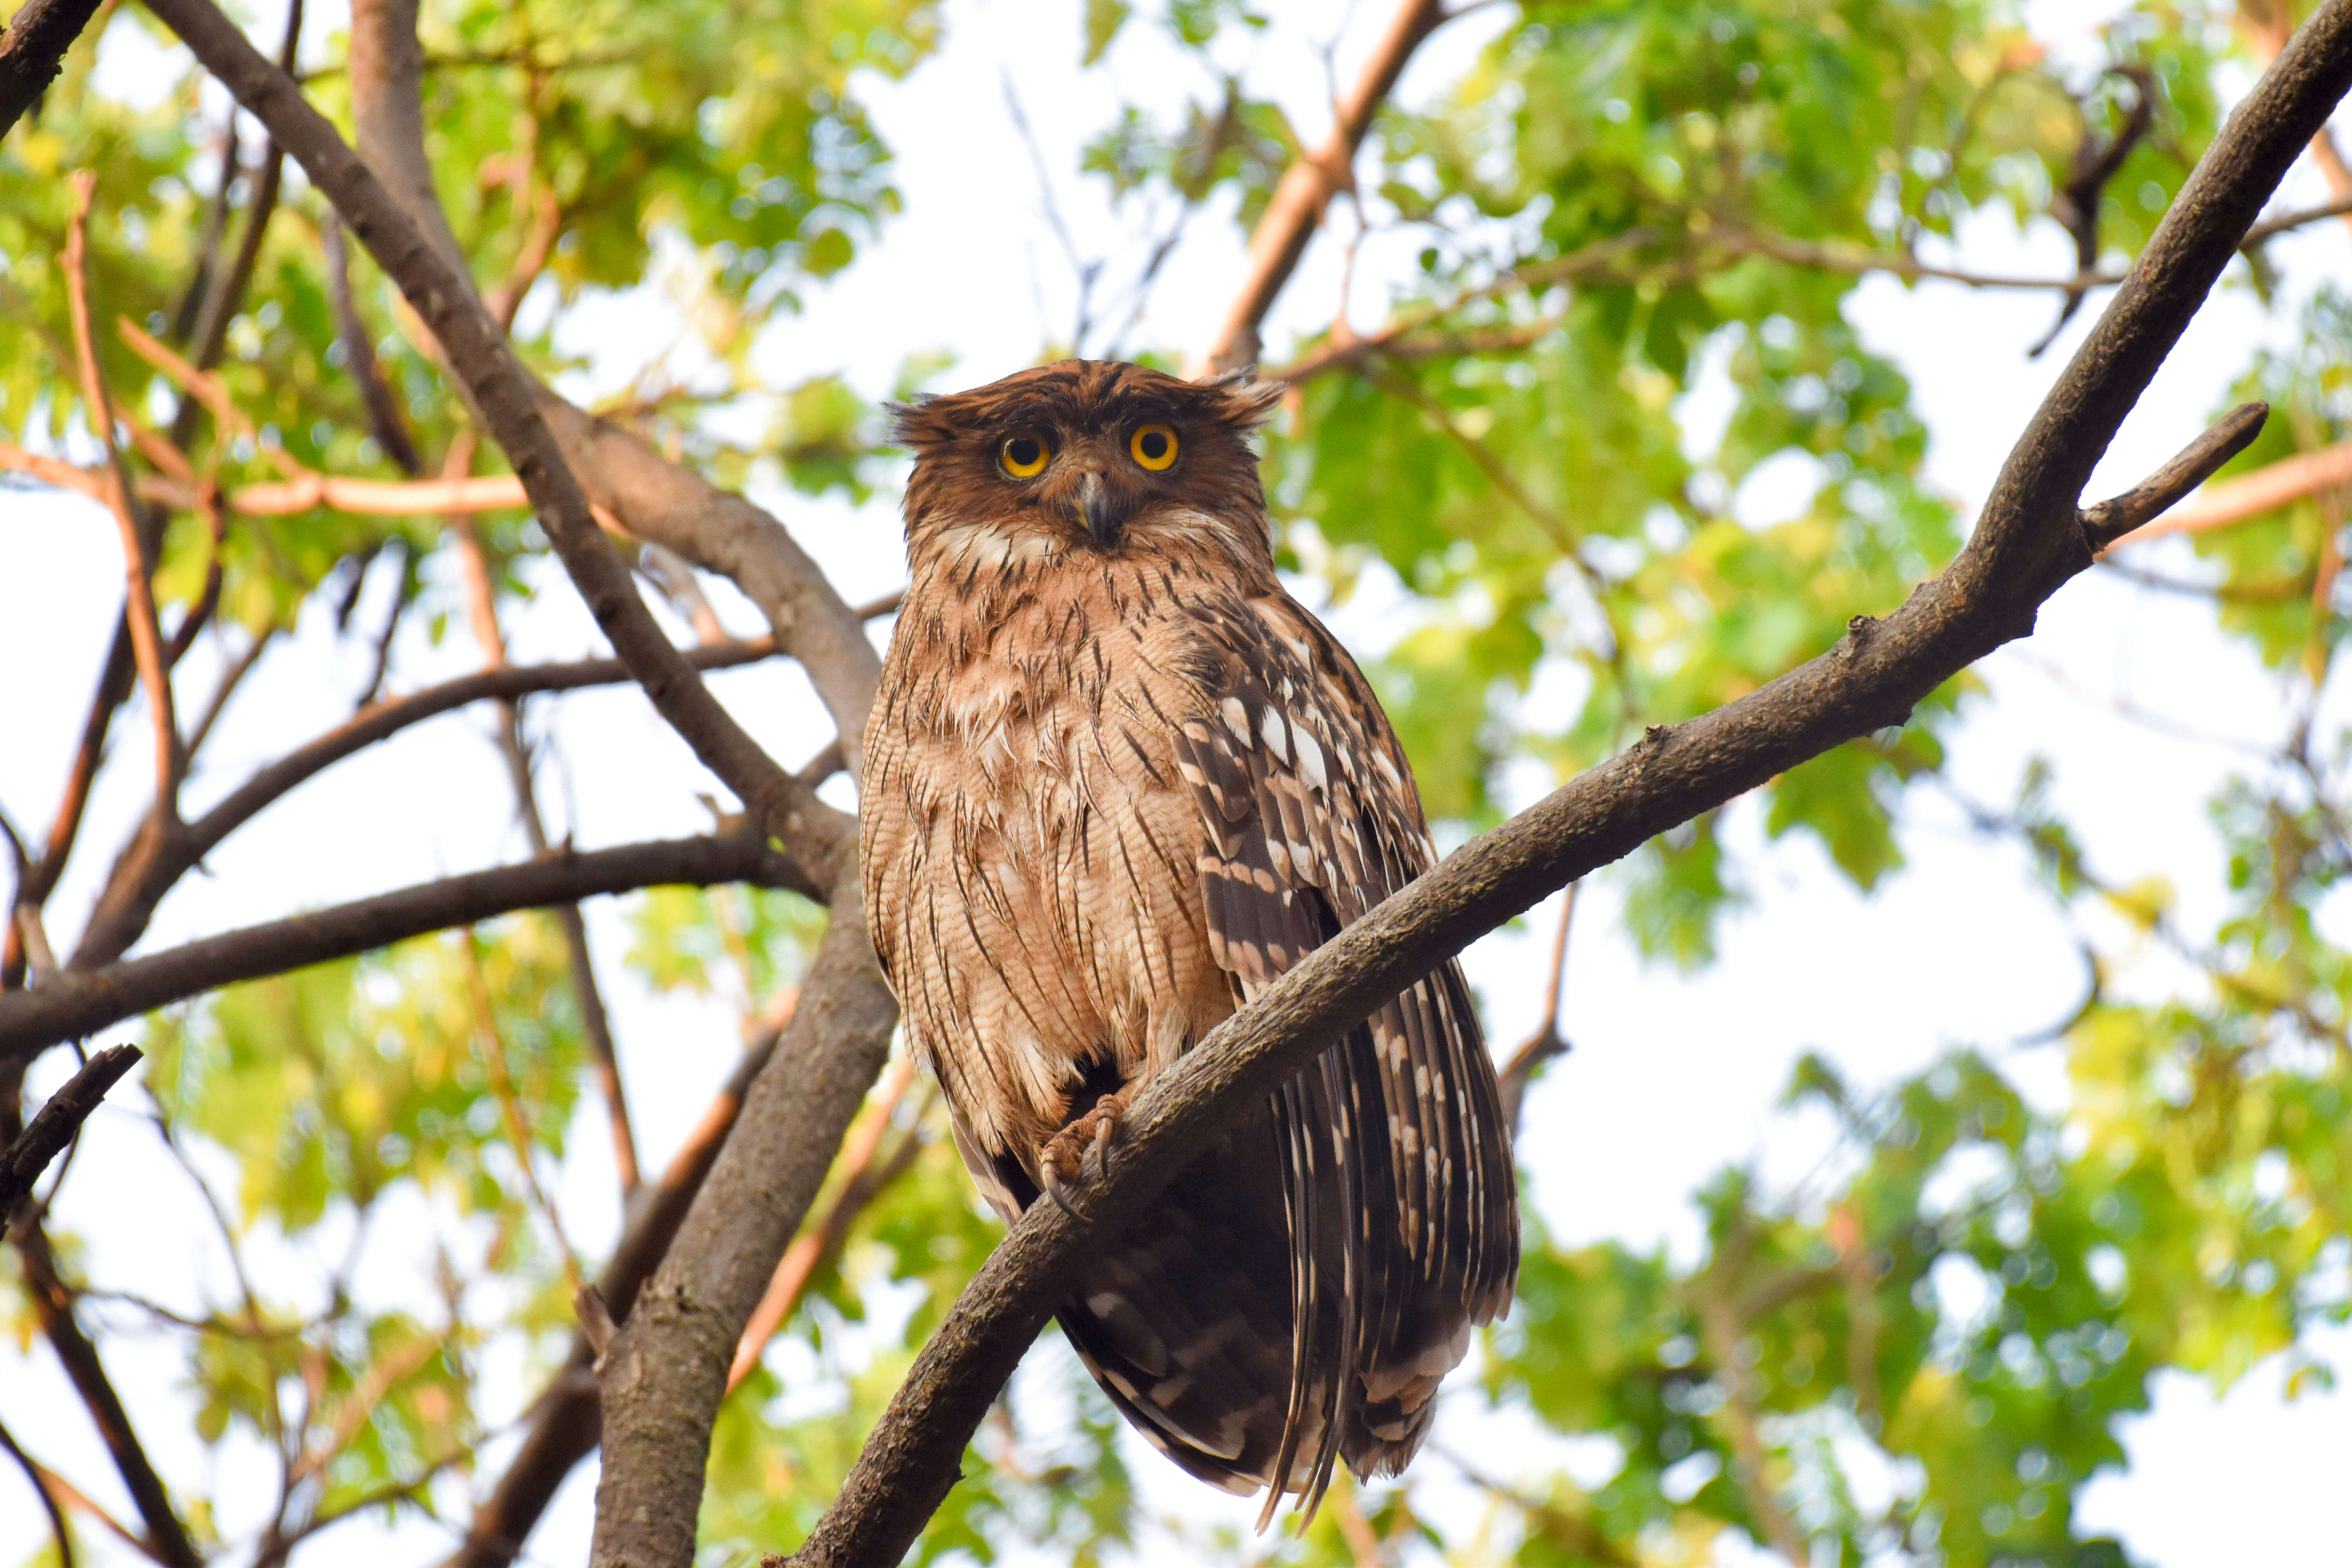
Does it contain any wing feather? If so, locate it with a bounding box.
[1173,589,1519,1501]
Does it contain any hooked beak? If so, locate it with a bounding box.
[1070,468,1123,547]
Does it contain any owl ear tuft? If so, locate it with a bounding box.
[886,397,958,453]
[1198,371,1286,431]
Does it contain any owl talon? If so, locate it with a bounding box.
[1038,1092,1127,1214]
[1039,1159,1084,1220]
[1087,1097,1120,1179]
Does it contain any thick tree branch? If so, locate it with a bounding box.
[0,1044,139,1220]
[772,10,2352,1564]
[0,833,817,1061]
[1201,0,1449,372]
[340,0,883,775]
[590,866,898,1568]
[143,0,847,872]
[444,999,799,1568]
[0,0,103,142]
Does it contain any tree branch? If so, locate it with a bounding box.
[8,1224,203,1568]
[2242,191,2352,245]
[66,636,782,970]
[1497,883,1575,1134]
[0,0,103,143]
[2081,400,2270,548]
[591,866,898,1568]
[1201,0,1450,372]
[65,173,182,814]
[142,0,846,871]
[770,9,2352,1563]
[0,1412,74,1568]
[1718,228,2124,295]
[443,996,800,1568]
[0,1044,139,1220]
[2104,430,2352,548]
[0,833,817,1061]
[340,0,884,775]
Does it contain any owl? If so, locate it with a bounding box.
[862,359,1517,1519]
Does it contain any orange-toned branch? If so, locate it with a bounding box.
[1200,0,1448,373]
[65,173,181,808]
[445,439,645,1196]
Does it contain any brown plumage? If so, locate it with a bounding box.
[860,359,1517,1518]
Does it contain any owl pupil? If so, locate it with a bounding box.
[1008,437,1040,466]
[1139,430,1168,460]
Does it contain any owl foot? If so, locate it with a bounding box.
[1038,1093,1125,1218]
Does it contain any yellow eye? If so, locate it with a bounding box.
[999,432,1051,478]
[1129,423,1178,472]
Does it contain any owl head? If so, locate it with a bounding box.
[891,360,1284,572]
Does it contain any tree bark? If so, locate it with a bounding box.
[0,0,104,143]
[588,865,898,1568]
[0,833,814,1060]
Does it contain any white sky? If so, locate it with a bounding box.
[4,0,2350,1564]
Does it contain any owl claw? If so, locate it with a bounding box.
[1039,1160,1084,1220]
[1089,1105,1118,1179]
[1038,1092,1127,1217]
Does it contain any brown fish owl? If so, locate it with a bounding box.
[861,359,1517,1517]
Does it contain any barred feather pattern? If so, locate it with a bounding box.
[861,359,1518,1515]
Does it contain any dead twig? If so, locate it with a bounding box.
[0,1044,140,1220]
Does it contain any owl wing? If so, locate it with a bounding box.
[1172,589,1517,1516]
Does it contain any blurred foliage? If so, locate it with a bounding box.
[5,0,2352,1566]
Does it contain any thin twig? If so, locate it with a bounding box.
[0,1045,139,1219]
[1497,884,1575,1133]
[2103,429,2352,546]
[447,464,645,1192]
[64,173,181,809]
[2082,401,2270,548]
[0,1413,73,1568]
[2242,191,2352,243]
[461,929,585,1296]
[1201,0,1450,372]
